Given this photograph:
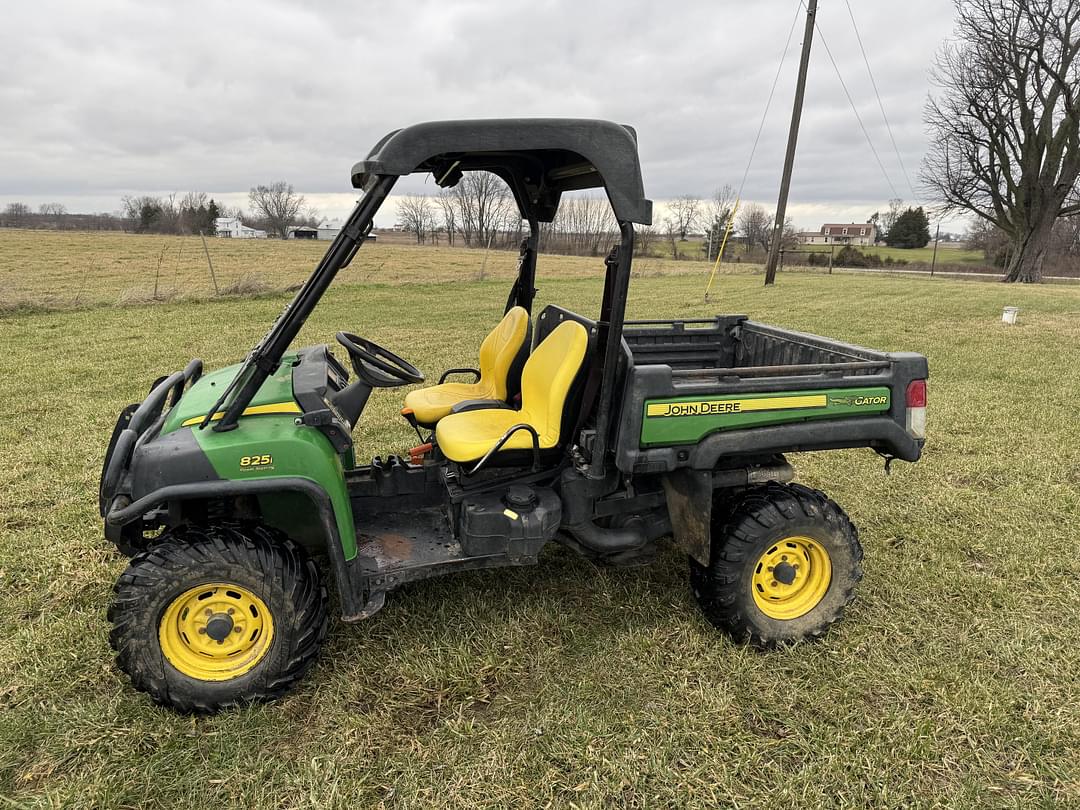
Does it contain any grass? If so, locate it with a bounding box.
[0,230,712,311]
[798,243,986,265]
[1,232,1079,807]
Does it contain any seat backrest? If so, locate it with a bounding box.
[519,320,589,446]
[477,306,530,399]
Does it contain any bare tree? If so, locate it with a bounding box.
[635,223,658,256]
[704,184,737,260]
[542,194,617,256]
[436,191,458,246]
[880,198,904,240]
[3,202,31,226]
[922,0,1080,282]
[38,202,67,217]
[249,181,306,239]
[966,217,1010,263]
[705,185,736,230]
[449,172,516,247]
[738,203,771,253]
[763,214,799,255]
[121,195,166,233]
[396,195,436,244]
[669,195,702,240]
[662,218,681,259]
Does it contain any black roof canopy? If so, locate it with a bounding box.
[351,118,652,225]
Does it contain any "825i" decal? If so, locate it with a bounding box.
[239,454,273,468]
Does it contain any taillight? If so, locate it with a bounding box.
[906,379,927,439]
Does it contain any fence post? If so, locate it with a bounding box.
[200,231,219,295]
[930,223,940,277]
[828,244,834,274]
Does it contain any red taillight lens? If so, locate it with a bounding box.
[906,379,927,408]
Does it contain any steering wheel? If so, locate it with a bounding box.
[335,332,425,388]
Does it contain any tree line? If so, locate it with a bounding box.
[1,181,320,238]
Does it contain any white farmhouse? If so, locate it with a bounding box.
[797,223,877,246]
[317,218,343,241]
[214,216,267,239]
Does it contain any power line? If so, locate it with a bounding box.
[803,2,901,200]
[705,0,801,300]
[734,0,804,201]
[844,0,919,202]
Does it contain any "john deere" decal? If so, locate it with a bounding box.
[640,386,891,446]
[647,394,827,418]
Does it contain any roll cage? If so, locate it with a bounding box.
[202,118,653,479]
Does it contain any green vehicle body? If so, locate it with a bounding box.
[640,386,891,446]
[140,371,903,567]
[158,358,359,560]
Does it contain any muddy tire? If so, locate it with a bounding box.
[690,482,862,646]
[108,523,327,713]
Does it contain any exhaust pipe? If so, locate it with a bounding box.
[559,468,665,554]
[559,461,794,556]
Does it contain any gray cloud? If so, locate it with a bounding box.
[1,0,957,226]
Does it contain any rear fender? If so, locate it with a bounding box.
[662,468,713,566]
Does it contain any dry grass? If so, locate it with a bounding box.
[0,230,715,312]
[0,233,1078,807]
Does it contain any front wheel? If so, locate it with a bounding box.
[108,523,327,712]
[690,482,863,646]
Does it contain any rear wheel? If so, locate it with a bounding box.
[690,482,862,645]
[108,523,327,712]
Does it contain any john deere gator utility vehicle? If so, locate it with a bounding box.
[101,119,929,711]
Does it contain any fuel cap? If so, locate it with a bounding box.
[503,485,538,512]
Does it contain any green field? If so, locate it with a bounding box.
[797,243,986,265]
[1,232,1079,807]
[642,236,986,267]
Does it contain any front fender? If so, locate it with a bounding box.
[128,416,358,560]
[105,475,364,618]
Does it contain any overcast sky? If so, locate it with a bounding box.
[0,0,961,230]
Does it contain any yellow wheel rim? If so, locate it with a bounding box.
[751,536,832,620]
[158,583,274,681]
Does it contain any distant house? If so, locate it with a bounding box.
[287,225,318,240]
[797,223,877,246]
[214,216,267,239]
[317,218,343,241]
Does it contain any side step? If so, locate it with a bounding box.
[343,506,543,623]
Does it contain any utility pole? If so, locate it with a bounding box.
[764,0,817,287]
[929,222,941,277]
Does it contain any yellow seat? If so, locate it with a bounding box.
[436,320,588,463]
[403,306,530,426]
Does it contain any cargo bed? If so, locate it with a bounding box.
[613,316,928,473]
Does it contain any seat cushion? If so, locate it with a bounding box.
[403,381,493,426]
[436,408,545,463]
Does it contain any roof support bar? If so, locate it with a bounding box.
[587,220,635,479]
[209,175,398,431]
